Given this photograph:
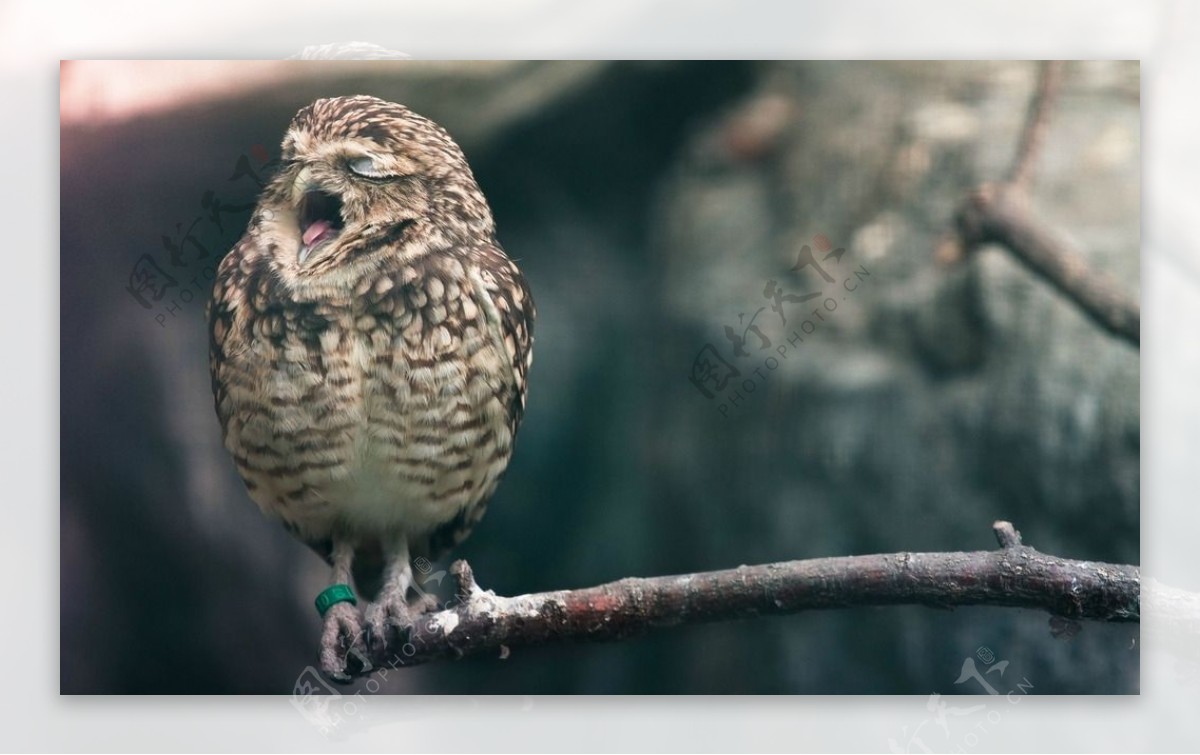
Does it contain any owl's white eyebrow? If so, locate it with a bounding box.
[302,139,379,163]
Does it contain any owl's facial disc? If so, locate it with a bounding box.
[297,189,345,264]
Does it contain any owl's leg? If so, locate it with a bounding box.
[319,538,370,682]
[364,536,429,652]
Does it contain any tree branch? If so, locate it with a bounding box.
[345,521,1139,679]
[1007,60,1065,190]
[952,184,1140,346]
[942,60,1140,348]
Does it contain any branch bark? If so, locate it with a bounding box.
[347,521,1139,678]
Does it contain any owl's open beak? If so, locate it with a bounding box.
[297,189,345,264]
[292,166,315,202]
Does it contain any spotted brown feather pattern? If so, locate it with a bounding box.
[207,96,534,604]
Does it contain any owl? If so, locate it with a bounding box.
[207,95,534,679]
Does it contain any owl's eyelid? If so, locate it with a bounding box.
[346,155,398,180]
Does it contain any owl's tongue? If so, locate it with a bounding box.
[303,219,335,247]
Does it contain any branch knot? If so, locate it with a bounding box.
[993,520,1023,549]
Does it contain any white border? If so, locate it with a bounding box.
[10,0,1199,751]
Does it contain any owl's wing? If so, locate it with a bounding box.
[465,243,536,436]
[410,244,535,565]
[206,235,254,429]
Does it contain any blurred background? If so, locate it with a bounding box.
[60,60,1139,695]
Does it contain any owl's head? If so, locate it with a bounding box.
[257,95,493,275]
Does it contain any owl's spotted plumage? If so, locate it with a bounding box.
[207,96,534,677]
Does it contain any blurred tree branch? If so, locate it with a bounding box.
[952,185,1141,345]
[1007,60,1065,190]
[339,521,1139,679]
[942,60,1140,347]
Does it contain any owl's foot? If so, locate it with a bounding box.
[364,596,422,656]
[411,589,441,614]
[319,602,371,683]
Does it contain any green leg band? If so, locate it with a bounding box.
[315,583,357,617]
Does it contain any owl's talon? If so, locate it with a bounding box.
[320,602,370,683]
[365,599,419,656]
